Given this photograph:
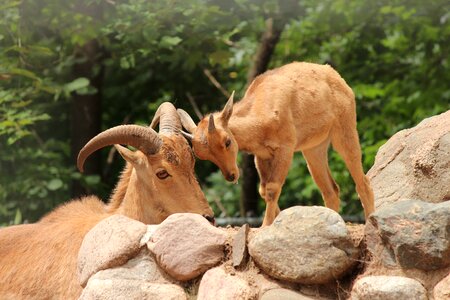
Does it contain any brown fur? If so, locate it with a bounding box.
[181,62,374,226]
[0,134,213,299]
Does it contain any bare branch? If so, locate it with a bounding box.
[186,92,203,120]
[203,68,231,98]
[212,196,228,218]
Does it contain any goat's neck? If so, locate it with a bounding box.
[109,165,158,224]
[224,99,256,152]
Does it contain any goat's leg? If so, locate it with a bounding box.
[261,148,293,226]
[302,139,340,212]
[331,123,375,218]
[254,156,271,199]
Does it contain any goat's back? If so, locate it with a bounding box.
[0,196,108,299]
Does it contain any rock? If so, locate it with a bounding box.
[351,275,427,300]
[367,199,450,270]
[434,273,450,300]
[367,110,450,210]
[248,206,359,284]
[197,267,255,300]
[79,280,186,300]
[232,224,249,268]
[147,213,227,281]
[139,225,159,247]
[86,248,171,284]
[79,249,183,299]
[261,288,318,300]
[77,214,147,286]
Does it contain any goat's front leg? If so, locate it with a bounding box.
[259,148,293,226]
[254,157,271,199]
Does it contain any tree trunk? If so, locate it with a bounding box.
[239,18,285,217]
[70,39,104,198]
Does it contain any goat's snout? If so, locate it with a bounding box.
[226,173,236,182]
[203,214,216,225]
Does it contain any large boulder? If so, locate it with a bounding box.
[351,275,427,300]
[366,199,450,270]
[367,110,450,210]
[147,213,227,281]
[77,214,148,286]
[248,206,359,284]
[197,267,255,300]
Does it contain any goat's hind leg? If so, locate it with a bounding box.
[302,139,341,212]
[331,122,375,218]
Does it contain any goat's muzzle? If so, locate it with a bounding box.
[203,214,216,225]
[226,173,236,182]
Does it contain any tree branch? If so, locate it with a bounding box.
[203,68,231,98]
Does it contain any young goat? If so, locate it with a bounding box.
[178,62,374,226]
[0,103,214,299]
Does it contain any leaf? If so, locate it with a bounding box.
[209,50,231,66]
[28,45,54,56]
[64,78,90,93]
[47,179,63,191]
[160,36,182,49]
[0,1,21,11]
[8,68,40,81]
[14,209,22,225]
[85,175,100,185]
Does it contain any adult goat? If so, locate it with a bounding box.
[178,62,374,226]
[0,102,214,299]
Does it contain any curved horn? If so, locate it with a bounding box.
[177,108,198,133]
[181,131,193,141]
[150,102,181,134]
[77,125,162,172]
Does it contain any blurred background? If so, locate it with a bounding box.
[1,0,449,225]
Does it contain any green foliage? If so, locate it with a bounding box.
[1,0,449,224]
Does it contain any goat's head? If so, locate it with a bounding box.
[77,102,214,224]
[178,92,240,183]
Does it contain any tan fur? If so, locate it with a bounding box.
[182,62,374,226]
[0,134,213,299]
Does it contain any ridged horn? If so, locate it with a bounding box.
[77,125,162,172]
[150,102,181,134]
[177,108,198,133]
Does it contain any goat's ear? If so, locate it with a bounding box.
[115,144,143,167]
[177,109,197,133]
[220,91,234,124]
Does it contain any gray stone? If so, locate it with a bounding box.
[147,213,227,281]
[367,110,450,210]
[232,224,249,268]
[197,267,255,300]
[77,214,147,286]
[261,288,319,300]
[248,206,359,284]
[367,199,450,270]
[351,276,427,300]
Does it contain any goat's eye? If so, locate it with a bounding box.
[225,139,231,148]
[156,170,170,180]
